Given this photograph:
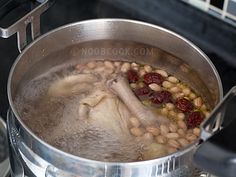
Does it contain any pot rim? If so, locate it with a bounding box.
[7,18,224,166]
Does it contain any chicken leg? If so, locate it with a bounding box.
[108,75,169,126]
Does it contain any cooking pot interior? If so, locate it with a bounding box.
[8,20,222,130]
[11,39,220,110]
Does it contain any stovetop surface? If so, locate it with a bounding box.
[0,1,236,176]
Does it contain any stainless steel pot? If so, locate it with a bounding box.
[0,1,232,176]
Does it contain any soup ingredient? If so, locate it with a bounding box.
[48,74,99,97]
[15,59,211,162]
[108,75,169,126]
[167,139,180,149]
[162,81,173,89]
[186,111,204,128]
[175,98,194,113]
[167,76,179,83]
[156,135,167,144]
[193,127,200,136]
[87,93,131,138]
[130,117,141,128]
[178,138,189,147]
[130,127,145,137]
[146,127,160,136]
[150,91,172,104]
[177,120,187,131]
[143,143,167,160]
[156,69,168,77]
[134,86,151,96]
[126,70,139,83]
[193,97,203,108]
[143,73,164,85]
[148,83,162,92]
[121,62,131,72]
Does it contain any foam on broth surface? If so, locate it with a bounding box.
[14,60,210,162]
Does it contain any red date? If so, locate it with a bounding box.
[187,111,204,128]
[150,91,172,104]
[127,70,139,83]
[175,98,194,113]
[143,73,164,85]
[134,86,151,96]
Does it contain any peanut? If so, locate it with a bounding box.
[143,132,154,142]
[144,65,152,73]
[130,83,137,89]
[170,86,180,93]
[114,61,121,67]
[149,83,162,92]
[130,117,141,128]
[177,112,185,120]
[160,125,169,135]
[161,108,169,116]
[131,62,139,68]
[139,69,146,77]
[166,103,175,110]
[162,81,173,89]
[182,88,191,96]
[168,139,180,149]
[178,138,189,147]
[166,133,179,139]
[169,123,178,133]
[130,127,144,137]
[156,69,168,77]
[204,111,210,118]
[186,133,197,141]
[169,110,177,118]
[193,97,203,108]
[156,135,167,144]
[121,62,131,72]
[193,128,200,136]
[104,61,114,69]
[177,129,185,136]
[86,61,96,69]
[189,92,197,99]
[177,120,187,130]
[168,76,179,83]
[174,93,185,99]
[146,127,160,136]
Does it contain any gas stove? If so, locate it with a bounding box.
[0,0,236,176]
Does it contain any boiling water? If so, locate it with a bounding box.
[14,64,142,162]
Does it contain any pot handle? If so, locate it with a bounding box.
[0,0,50,52]
[194,86,236,177]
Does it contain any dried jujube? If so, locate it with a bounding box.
[187,111,204,128]
[150,91,172,104]
[126,69,139,83]
[175,98,194,113]
[143,73,164,85]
